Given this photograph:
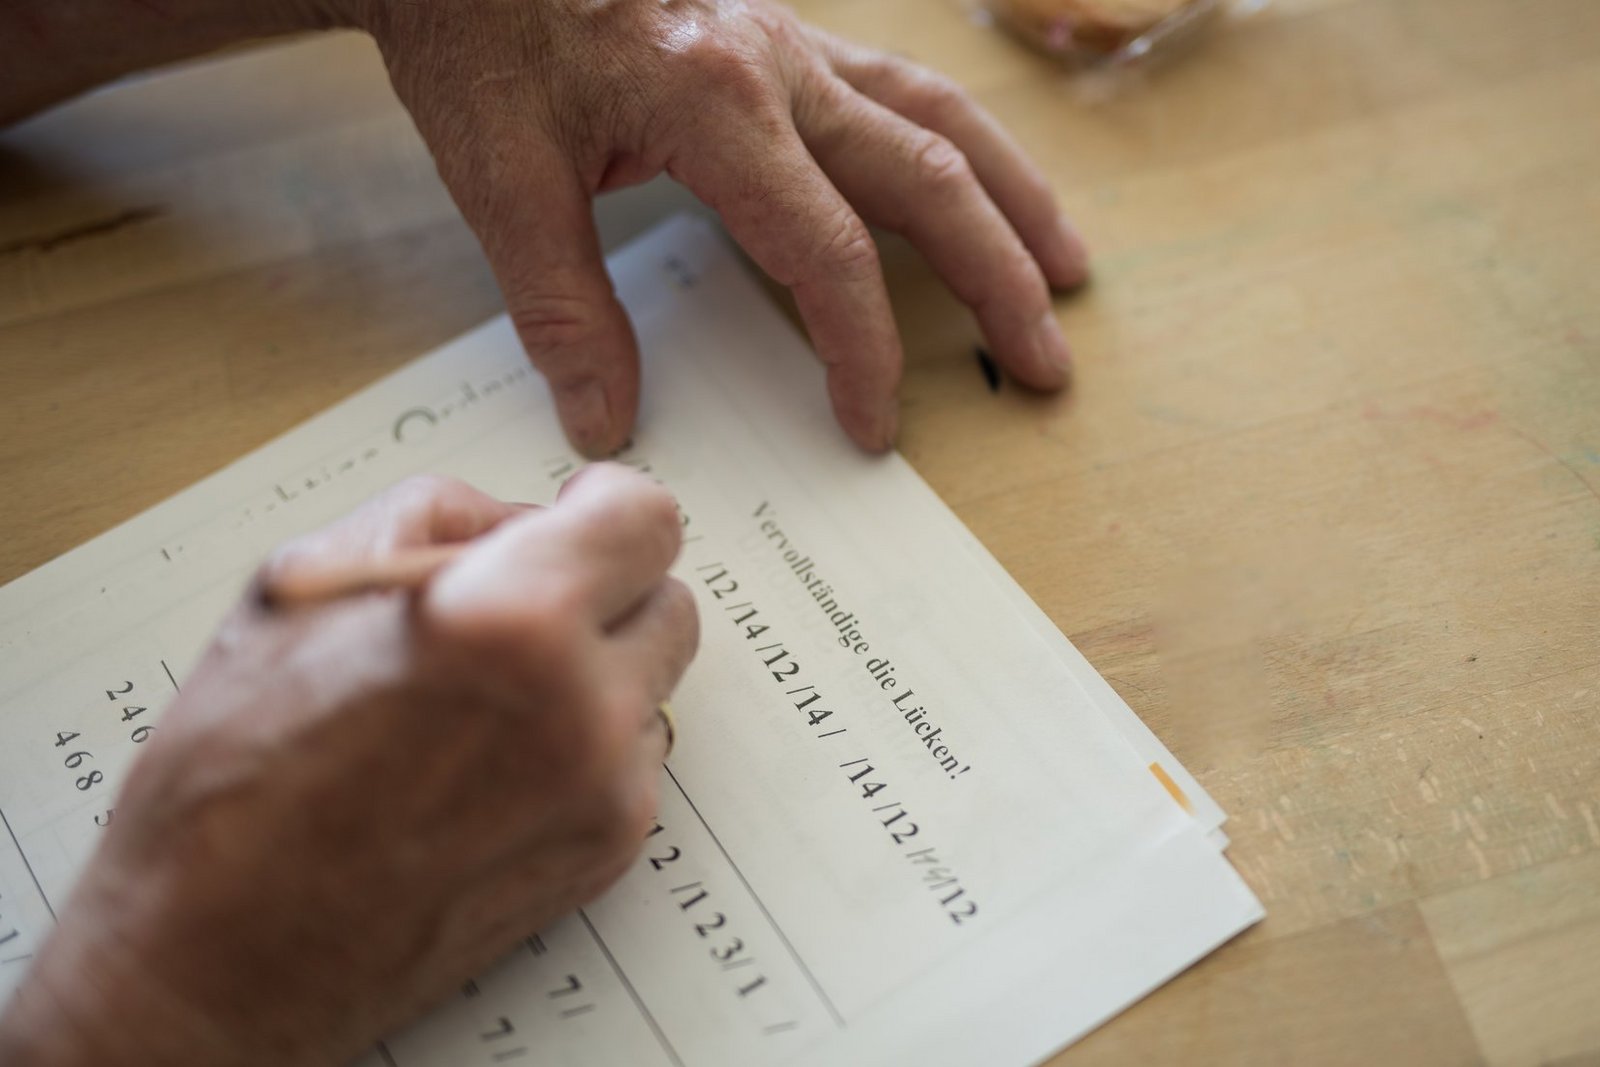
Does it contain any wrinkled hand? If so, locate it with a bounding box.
[0,467,698,1067]
[354,0,1088,455]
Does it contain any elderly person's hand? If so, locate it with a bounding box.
[1,0,1087,455]
[356,0,1088,454]
[0,467,698,1066]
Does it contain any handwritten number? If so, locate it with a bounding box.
[53,732,78,748]
[647,846,681,871]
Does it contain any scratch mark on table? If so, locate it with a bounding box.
[0,206,166,257]
[1507,425,1600,508]
[1579,802,1600,847]
[1362,401,1498,431]
[1105,675,1152,704]
[1466,838,1492,879]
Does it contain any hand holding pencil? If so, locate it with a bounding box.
[4,465,697,1066]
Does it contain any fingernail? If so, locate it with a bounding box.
[1050,215,1091,291]
[561,381,613,458]
[1034,313,1074,385]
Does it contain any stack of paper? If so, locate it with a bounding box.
[0,216,1261,1066]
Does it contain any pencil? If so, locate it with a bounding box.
[259,540,680,756]
[260,542,467,607]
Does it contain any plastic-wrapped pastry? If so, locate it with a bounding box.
[984,0,1218,62]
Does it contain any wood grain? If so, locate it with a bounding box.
[1,0,1596,1061]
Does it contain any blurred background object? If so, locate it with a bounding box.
[979,0,1243,66]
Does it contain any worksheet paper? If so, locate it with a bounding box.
[0,216,1261,1066]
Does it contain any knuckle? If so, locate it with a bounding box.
[905,67,968,123]
[748,3,805,50]
[379,474,488,549]
[427,575,586,668]
[635,480,683,539]
[816,212,880,281]
[683,38,772,107]
[508,289,606,357]
[909,133,974,196]
[661,578,702,666]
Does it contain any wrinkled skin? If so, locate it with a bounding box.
[0,466,698,1066]
[1,0,1088,452]
[356,0,1089,454]
[0,2,1087,1061]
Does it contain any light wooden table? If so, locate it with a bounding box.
[2,0,1597,1062]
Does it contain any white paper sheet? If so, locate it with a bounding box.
[0,216,1261,1065]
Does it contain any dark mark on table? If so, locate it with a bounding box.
[975,346,1001,393]
[0,206,166,257]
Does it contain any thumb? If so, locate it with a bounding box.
[465,155,640,458]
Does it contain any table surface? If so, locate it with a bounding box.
[2,0,1597,1063]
